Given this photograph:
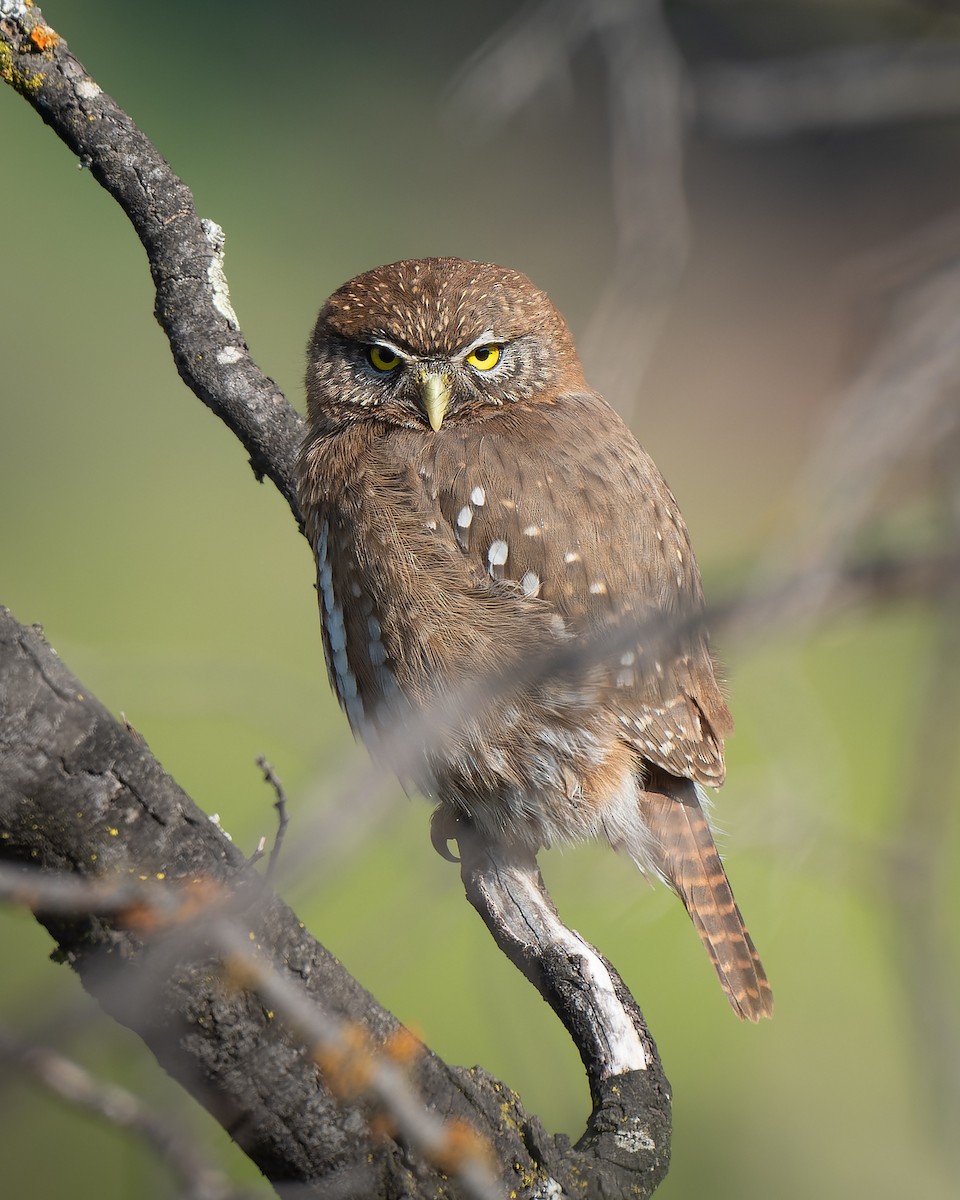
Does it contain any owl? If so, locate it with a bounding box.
[298,257,772,1021]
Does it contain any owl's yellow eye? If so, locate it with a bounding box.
[466,344,502,372]
[368,345,401,373]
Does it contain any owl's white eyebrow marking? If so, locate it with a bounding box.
[461,330,498,356]
[365,337,410,360]
[470,486,486,506]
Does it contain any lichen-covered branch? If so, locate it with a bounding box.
[0,606,671,1197]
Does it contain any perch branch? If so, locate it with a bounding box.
[0,609,554,1198]
[1,14,678,1193]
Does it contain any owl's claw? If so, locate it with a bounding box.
[430,807,462,862]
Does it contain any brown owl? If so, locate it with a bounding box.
[298,257,772,1021]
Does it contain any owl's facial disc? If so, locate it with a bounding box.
[361,329,512,430]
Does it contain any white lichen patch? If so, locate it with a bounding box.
[201,218,239,329]
[614,1118,656,1154]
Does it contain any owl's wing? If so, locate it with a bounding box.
[424,392,732,786]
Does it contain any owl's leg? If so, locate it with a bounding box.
[632,767,774,1022]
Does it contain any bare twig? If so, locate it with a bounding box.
[255,757,291,882]
[0,1025,242,1200]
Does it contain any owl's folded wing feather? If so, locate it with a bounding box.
[423,391,732,786]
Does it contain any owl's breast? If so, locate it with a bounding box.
[301,423,554,730]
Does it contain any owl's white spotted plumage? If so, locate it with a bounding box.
[298,257,772,1020]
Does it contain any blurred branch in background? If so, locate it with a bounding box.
[452,0,690,413]
[696,38,960,140]
[746,210,960,1181]
[0,1025,243,1200]
[885,430,960,1182]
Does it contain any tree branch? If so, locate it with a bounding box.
[1,5,673,1193]
[0,606,670,1197]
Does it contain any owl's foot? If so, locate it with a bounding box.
[429,806,463,862]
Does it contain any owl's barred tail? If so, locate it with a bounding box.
[636,770,774,1022]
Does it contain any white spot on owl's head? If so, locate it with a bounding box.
[488,540,509,566]
[470,486,486,506]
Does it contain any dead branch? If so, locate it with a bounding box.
[0,5,674,1192]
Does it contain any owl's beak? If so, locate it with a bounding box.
[417,370,453,431]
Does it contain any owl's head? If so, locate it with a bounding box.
[305,258,587,431]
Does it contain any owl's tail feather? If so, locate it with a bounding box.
[635,769,774,1022]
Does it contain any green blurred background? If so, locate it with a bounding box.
[3,2,960,1197]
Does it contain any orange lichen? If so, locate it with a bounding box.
[29,26,59,52]
[118,877,224,933]
[429,1118,496,1174]
[382,1025,424,1066]
[312,1023,375,1098]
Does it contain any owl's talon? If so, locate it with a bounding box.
[430,808,462,863]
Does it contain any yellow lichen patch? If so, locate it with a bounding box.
[6,61,45,94]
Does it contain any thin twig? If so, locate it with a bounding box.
[0,1025,241,1200]
[255,756,291,882]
